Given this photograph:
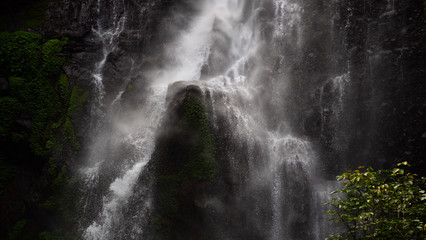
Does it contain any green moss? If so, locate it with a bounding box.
[0,31,81,237]
[0,31,42,78]
[67,86,88,117]
[47,157,56,176]
[0,31,70,157]
[63,117,79,151]
[41,161,80,239]
[155,96,217,238]
[45,137,62,158]
[155,174,183,239]
[58,74,70,104]
[23,0,50,29]
[28,80,62,157]
[180,96,217,181]
[158,175,181,215]
[14,76,62,156]
[41,38,68,78]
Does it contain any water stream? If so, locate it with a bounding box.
[80,0,339,239]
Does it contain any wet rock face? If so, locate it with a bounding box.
[277,0,426,176]
[334,0,426,174]
[146,82,214,239]
[42,0,202,140]
[137,82,265,239]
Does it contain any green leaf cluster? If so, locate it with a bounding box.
[325,162,426,239]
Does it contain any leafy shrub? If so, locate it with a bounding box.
[0,31,41,78]
[325,162,426,239]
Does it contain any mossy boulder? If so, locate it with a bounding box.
[151,82,217,239]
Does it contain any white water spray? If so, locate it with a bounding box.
[81,0,336,239]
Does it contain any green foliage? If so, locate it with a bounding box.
[23,0,50,29]
[0,31,42,78]
[8,219,27,240]
[41,159,80,239]
[325,162,426,239]
[180,96,217,181]
[47,157,57,176]
[67,86,88,117]
[158,175,180,215]
[155,96,217,238]
[0,31,83,237]
[63,117,79,151]
[58,74,70,103]
[0,31,70,157]
[41,38,68,78]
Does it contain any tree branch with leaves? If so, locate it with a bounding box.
[325,162,426,239]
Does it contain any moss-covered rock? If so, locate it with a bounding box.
[152,84,217,239]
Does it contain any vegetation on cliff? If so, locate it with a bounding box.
[155,95,217,239]
[0,30,86,239]
[325,162,426,239]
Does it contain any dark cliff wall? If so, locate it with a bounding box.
[280,0,425,176]
[333,0,426,174]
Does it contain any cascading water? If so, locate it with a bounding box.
[91,0,126,121]
[79,0,339,239]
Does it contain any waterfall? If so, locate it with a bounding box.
[79,0,339,239]
[91,0,126,122]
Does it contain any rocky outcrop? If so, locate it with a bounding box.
[146,82,218,239]
[135,82,275,239]
[330,0,426,174]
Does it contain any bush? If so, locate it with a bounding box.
[0,31,84,238]
[325,162,426,239]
